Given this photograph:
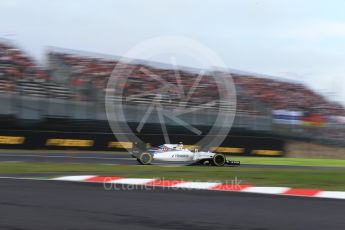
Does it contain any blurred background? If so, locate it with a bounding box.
[0,0,344,158]
[1,2,345,230]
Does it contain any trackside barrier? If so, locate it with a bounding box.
[0,130,285,156]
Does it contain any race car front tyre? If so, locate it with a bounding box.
[211,153,226,166]
[137,152,153,165]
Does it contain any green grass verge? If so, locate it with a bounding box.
[228,156,345,167]
[0,162,344,190]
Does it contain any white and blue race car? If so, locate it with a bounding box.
[131,143,240,167]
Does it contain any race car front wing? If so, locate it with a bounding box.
[225,160,241,166]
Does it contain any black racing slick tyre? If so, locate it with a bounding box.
[137,152,153,165]
[211,153,226,166]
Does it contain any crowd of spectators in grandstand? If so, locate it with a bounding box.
[1,41,345,120]
[49,52,223,106]
[0,43,74,98]
[233,76,344,116]
[1,41,344,144]
[50,52,268,115]
[49,51,345,117]
[0,43,49,82]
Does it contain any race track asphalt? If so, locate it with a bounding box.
[0,178,344,230]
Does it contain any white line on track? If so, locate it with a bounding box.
[173,182,222,190]
[0,154,133,161]
[0,161,21,163]
[109,178,157,184]
[316,191,345,199]
[242,187,290,194]
[52,175,96,181]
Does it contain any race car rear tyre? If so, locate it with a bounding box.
[137,152,153,165]
[211,153,226,166]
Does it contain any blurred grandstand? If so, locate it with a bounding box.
[0,40,344,147]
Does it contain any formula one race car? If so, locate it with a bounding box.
[131,143,240,167]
